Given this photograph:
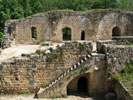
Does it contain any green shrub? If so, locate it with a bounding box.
[36,49,43,55]
[81,66,90,72]
[41,83,48,88]
[112,60,133,94]
[0,32,3,42]
[77,43,86,52]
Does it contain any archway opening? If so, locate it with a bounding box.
[62,27,71,41]
[31,27,37,39]
[77,77,88,93]
[81,30,85,40]
[112,26,121,36]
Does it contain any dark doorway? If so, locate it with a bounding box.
[62,27,71,41]
[31,27,37,39]
[112,26,121,36]
[81,30,85,40]
[77,77,88,93]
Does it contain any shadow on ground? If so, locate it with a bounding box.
[68,93,105,100]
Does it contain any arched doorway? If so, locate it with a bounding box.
[77,77,88,93]
[62,27,71,41]
[81,30,85,40]
[112,26,121,36]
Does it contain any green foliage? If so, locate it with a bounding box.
[91,0,117,9]
[117,0,133,9]
[36,49,43,55]
[32,27,37,39]
[41,83,48,88]
[81,66,90,72]
[0,0,132,41]
[0,32,3,42]
[126,41,133,45]
[47,50,64,62]
[112,60,133,94]
[77,43,86,52]
[62,27,71,41]
[122,61,133,74]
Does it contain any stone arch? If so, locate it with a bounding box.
[31,27,37,39]
[67,73,90,95]
[62,27,71,41]
[112,26,121,36]
[77,77,88,93]
[81,30,85,40]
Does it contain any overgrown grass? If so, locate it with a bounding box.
[127,42,133,45]
[112,61,133,94]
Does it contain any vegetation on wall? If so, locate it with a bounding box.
[112,60,133,94]
[0,0,133,41]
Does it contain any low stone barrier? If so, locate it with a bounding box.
[115,82,133,100]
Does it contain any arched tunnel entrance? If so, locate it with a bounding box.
[77,77,88,93]
[112,26,121,36]
[67,73,89,96]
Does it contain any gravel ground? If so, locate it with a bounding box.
[0,43,62,62]
[0,94,104,100]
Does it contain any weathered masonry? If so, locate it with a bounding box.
[2,9,133,47]
[0,9,133,100]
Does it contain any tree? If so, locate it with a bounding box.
[91,0,117,9]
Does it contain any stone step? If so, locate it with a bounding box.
[37,54,92,98]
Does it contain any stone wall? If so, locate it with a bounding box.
[3,9,133,46]
[97,38,133,73]
[113,36,133,45]
[0,41,92,93]
[38,53,106,98]
[115,82,133,100]
[67,54,106,97]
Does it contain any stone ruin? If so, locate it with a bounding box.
[2,9,133,47]
[0,9,133,100]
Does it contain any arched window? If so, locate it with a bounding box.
[31,27,37,39]
[62,27,71,41]
[112,26,121,36]
[81,30,85,40]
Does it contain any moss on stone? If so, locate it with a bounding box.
[77,43,86,52]
[41,83,48,88]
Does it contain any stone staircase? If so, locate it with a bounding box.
[37,54,92,98]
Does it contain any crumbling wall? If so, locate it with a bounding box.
[97,37,133,73]
[3,10,133,47]
[0,41,92,93]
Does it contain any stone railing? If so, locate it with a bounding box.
[37,54,92,98]
[115,81,133,100]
